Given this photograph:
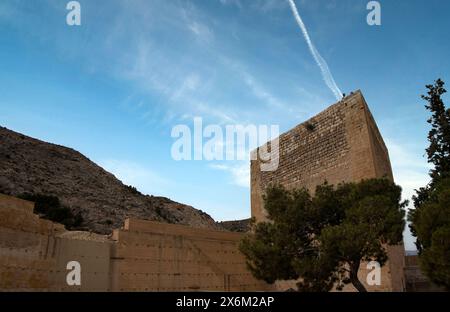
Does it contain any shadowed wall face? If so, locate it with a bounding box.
[250,91,404,291]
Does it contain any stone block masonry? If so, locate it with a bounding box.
[251,90,405,291]
[0,194,113,291]
[110,219,272,291]
[252,90,393,221]
[0,194,273,291]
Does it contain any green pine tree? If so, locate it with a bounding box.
[409,79,450,290]
[240,179,406,292]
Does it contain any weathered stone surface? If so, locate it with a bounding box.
[111,219,273,291]
[0,195,272,292]
[251,90,405,292]
[251,90,393,221]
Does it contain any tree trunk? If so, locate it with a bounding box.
[350,262,367,292]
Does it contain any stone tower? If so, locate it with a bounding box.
[250,90,405,291]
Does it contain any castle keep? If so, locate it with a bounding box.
[251,90,405,291]
[252,90,393,221]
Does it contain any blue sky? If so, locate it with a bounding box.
[1,0,449,250]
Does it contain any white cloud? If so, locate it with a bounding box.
[4,0,317,127]
[99,159,171,196]
[191,101,237,124]
[187,21,214,42]
[219,0,286,12]
[221,58,290,112]
[243,72,285,109]
[287,0,343,101]
[171,73,202,101]
[386,139,431,201]
[219,0,242,8]
[210,162,250,188]
[385,139,431,251]
[253,0,287,12]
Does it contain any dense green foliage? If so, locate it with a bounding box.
[19,193,83,229]
[409,79,450,290]
[240,179,406,292]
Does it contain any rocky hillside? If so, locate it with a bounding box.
[218,219,251,233]
[0,126,221,234]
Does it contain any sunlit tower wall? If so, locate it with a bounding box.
[250,90,405,291]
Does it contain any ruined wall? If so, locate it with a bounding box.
[0,194,271,292]
[110,219,272,291]
[250,91,405,291]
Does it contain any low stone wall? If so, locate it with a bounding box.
[110,219,272,291]
[0,194,112,291]
[0,194,405,292]
[0,194,271,292]
[404,255,445,292]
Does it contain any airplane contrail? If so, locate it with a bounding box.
[287,0,343,101]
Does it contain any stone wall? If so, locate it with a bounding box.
[0,194,272,292]
[404,255,446,292]
[251,90,393,220]
[0,194,113,291]
[250,91,405,291]
[110,219,272,291]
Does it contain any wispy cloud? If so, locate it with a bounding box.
[3,0,343,213]
[287,0,343,101]
[385,139,431,251]
[221,57,302,116]
[3,0,329,128]
[99,159,171,196]
[386,139,431,201]
[219,0,242,7]
[187,20,214,42]
[242,71,285,110]
[170,73,202,101]
[219,0,286,12]
[210,162,250,188]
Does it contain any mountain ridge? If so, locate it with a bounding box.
[0,126,224,234]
